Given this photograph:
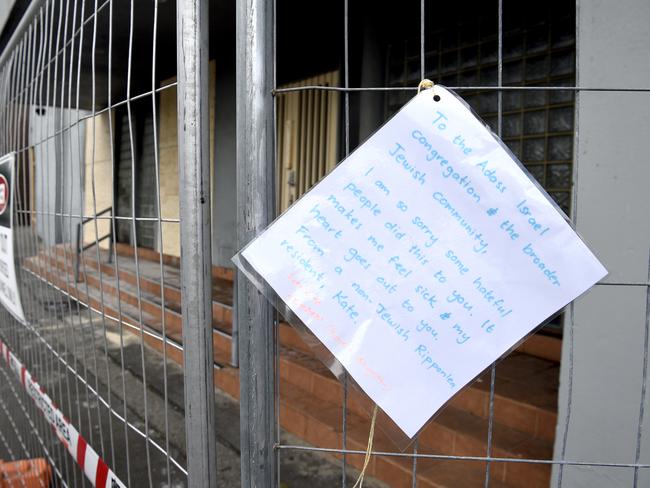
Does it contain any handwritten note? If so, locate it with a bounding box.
[236,86,607,438]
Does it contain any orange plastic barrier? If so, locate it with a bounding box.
[0,458,52,488]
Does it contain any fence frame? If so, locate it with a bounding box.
[0,0,648,487]
[235,0,278,485]
[177,0,219,487]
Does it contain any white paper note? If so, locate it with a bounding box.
[238,86,607,438]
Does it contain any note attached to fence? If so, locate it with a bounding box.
[235,86,607,438]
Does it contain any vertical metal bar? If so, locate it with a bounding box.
[89,0,117,467]
[103,0,133,483]
[557,8,581,486]
[24,6,56,470]
[53,0,84,480]
[0,7,30,481]
[124,0,154,484]
[231,273,239,367]
[73,11,104,481]
[13,24,39,474]
[411,438,418,488]
[13,18,39,472]
[484,2,503,486]
[633,257,650,487]
[0,61,6,151]
[24,21,45,476]
[420,0,425,81]
[177,0,218,486]
[31,6,66,483]
[66,4,99,486]
[54,4,90,476]
[412,4,425,486]
[14,21,36,468]
[43,1,75,478]
[71,0,103,458]
[75,223,80,281]
[272,3,282,485]
[149,0,174,484]
[342,1,350,485]
[25,9,44,462]
[236,0,277,485]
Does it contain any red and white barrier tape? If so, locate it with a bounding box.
[0,338,127,488]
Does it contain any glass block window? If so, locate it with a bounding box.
[385,14,575,216]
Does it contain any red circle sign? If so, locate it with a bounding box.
[0,174,8,216]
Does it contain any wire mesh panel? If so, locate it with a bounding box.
[1,0,649,487]
[237,0,650,487]
[0,0,212,486]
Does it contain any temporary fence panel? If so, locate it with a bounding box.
[0,0,216,487]
[236,0,650,487]
[0,0,648,487]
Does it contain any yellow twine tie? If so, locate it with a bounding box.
[418,78,434,93]
[417,78,440,102]
[352,404,379,488]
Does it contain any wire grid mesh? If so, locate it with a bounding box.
[0,0,649,487]
[270,1,650,488]
[0,0,187,486]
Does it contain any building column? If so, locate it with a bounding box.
[552,1,650,486]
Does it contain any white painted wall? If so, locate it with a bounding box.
[30,107,86,246]
[552,1,650,486]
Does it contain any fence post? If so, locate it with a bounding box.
[176,0,218,487]
[236,0,277,485]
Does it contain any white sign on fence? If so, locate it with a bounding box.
[0,153,26,324]
[238,86,607,438]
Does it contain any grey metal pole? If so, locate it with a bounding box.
[236,0,277,485]
[177,0,218,487]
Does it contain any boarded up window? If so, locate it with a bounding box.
[115,101,159,249]
[276,71,340,213]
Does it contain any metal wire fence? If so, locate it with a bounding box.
[0,0,648,487]
[0,0,193,486]
[243,1,650,488]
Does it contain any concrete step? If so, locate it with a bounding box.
[215,367,520,488]
[51,244,236,327]
[36,250,236,354]
[24,256,232,367]
[28,247,556,487]
[276,348,552,486]
[34,248,558,443]
[278,346,557,446]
